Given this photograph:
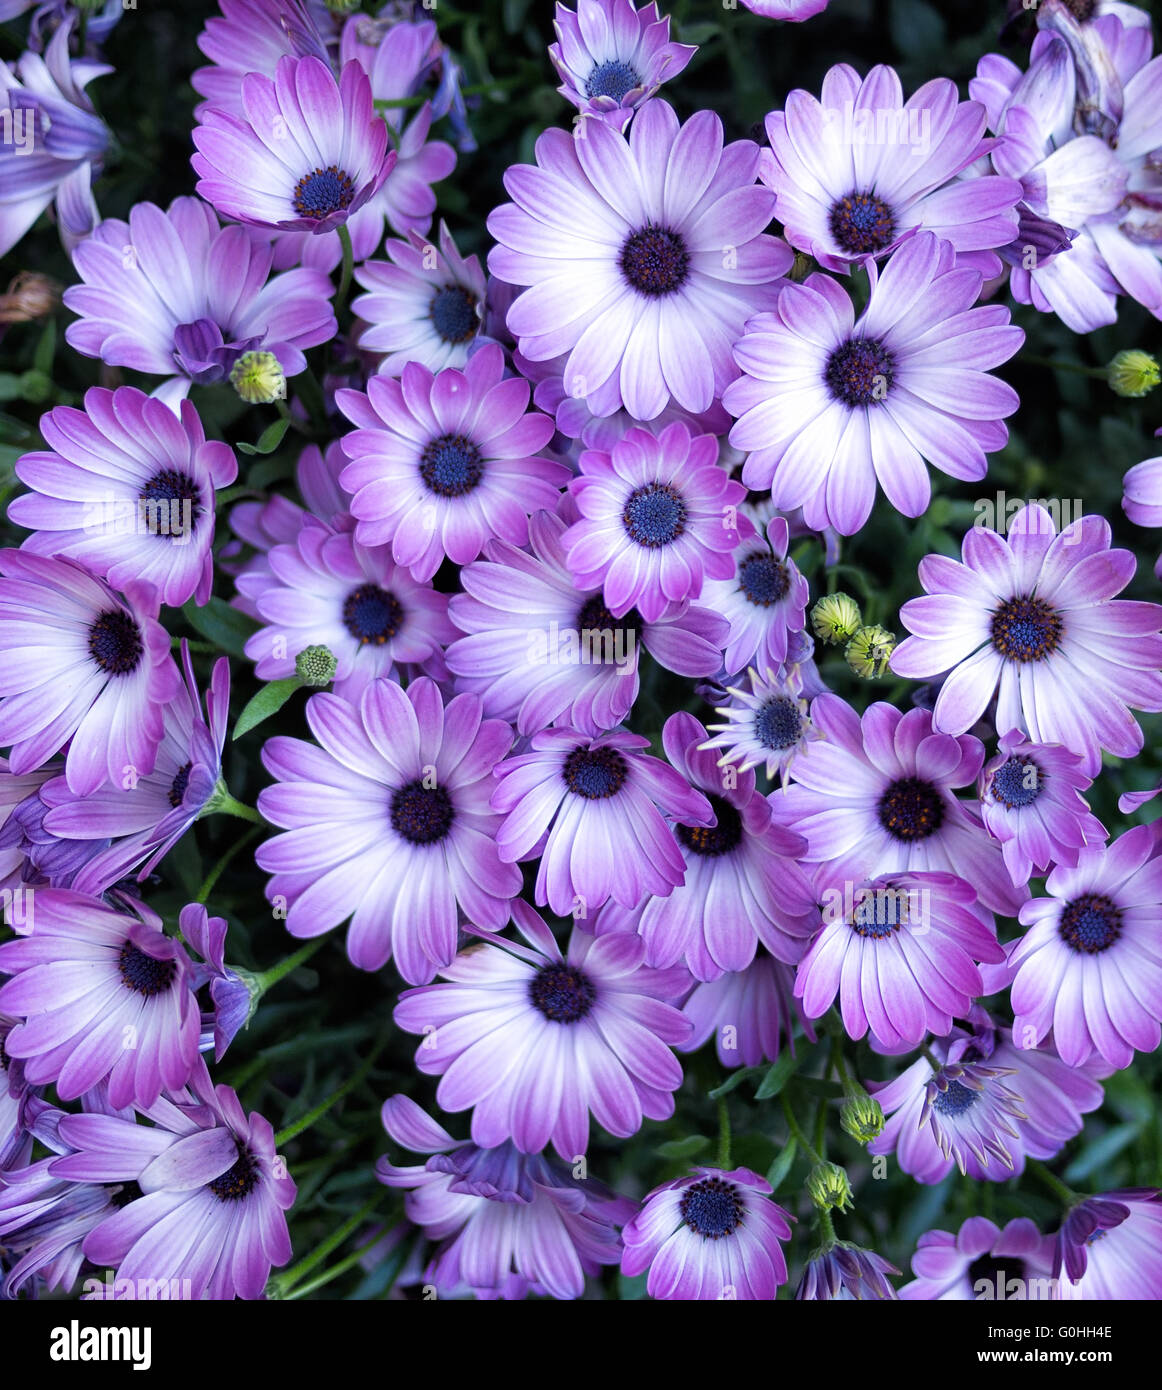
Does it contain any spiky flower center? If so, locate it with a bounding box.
[1058,892,1122,954]
[118,940,177,997]
[585,59,641,102]
[619,226,690,298]
[622,482,687,547]
[342,584,404,646]
[825,337,895,407]
[738,552,790,607]
[991,754,1043,809]
[88,610,144,676]
[293,165,355,219]
[829,190,896,255]
[390,780,455,845]
[877,776,944,841]
[208,1145,261,1202]
[138,468,200,537]
[990,596,1063,663]
[429,284,479,345]
[169,760,193,809]
[419,433,484,498]
[676,793,743,857]
[679,1176,745,1238]
[755,696,803,751]
[562,745,628,799]
[528,962,596,1023]
[931,1079,979,1116]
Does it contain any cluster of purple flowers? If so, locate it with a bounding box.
[0,0,1159,1304]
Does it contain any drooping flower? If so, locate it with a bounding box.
[620,1165,794,1300]
[257,677,520,981]
[491,726,712,917]
[739,0,830,16]
[1054,1190,1162,1300]
[179,902,252,1064]
[0,1153,121,1300]
[700,663,820,785]
[677,953,810,1069]
[1,1013,33,1173]
[797,1243,899,1300]
[337,344,567,581]
[1123,446,1162,578]
[488,99,792,421]
[724,232,1023,536]
[891,504,1162,777]
[0,552,180,796]
[394,906,692,1159]
[900,1217,1057,1300]
[192,0,331,119]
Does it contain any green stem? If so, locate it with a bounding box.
[283,1226,393,1300]
[1029,1159,1079,1208]
[270,1190,386,1297]
[715,1097,732,1171]
[196,826,260,905]
[815,1206,837,1251]
[1018,354,1107,379]
[275,397,312,437]
[274,1034,388,1148]
[171,637,218,654]
[255,937,325,995]
[920,1045,942,1073]
[813,1099,827,1161]
[334,224,354,318]
[211,790,263,824]
[781,1094,822,1164]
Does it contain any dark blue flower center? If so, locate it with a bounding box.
[679,1177,744,1238]
[390,780,455,845]
[619,225,690,297]
[429,284,479,345]
[1085,1228,1108,1245]
[622,483,687,547]
[562,745,628,799]
[118,941,177,997]
[169,761,193,809]
[755,696,803,750]
[138,468,200,538]
[292,165,355,219]
[342,584,404,646]
[932,1079,979,1116]
[849,884,911,938]
[968,1254,1027,1289]
[877,777,944,841]
[676,793,743,857]
[528,962,596,1023]
[991,755,1043,809]
[576,593,640,640]
[1058,892,1121,954]
[208,1145,260,1202]
[585,59,641,102]
[825,337,895,407]
[88,610,144,676]
[419,432,484,497]
[828,190,896,256]
[738,552,790,607]
[991,596,1063,663]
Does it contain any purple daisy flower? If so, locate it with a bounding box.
[48,1063,295,1301]
[797,1243,899,1300]
[978,730,1106,885]
[192,55,395,236]
[762,63,1022,276]
[63,197,336,406]
[9,387,237,608]
[724,232,1023,536]
[446,509,729,738]
[1,1013,33,1173]
[1123,447,1162,578]
[1054,1190,1162,1300]
[700,663,820,785]
[487,99,792,421]
[561,422,750,624]
[337,344,567,582]
[1007,824,1162,1069]
[677,953,810,1069]
[0,768,107,891]
[35,644,229,894]
[394,907,692,1159]
[900,1216,1056,1300]
[795,869,1004,1050]
[593,712,816,979]
[491,726,712,917]
[192,0,331,119]
[0,1153,120,1300]
[549,0,696,133]
[243,521,455,699]
[0,552,180,796]
[740,0,830,16]
[353,221,488,377]
[0,889,200,1108]
[892,504,1162,777]
[376,1093,633,1299]
[621,1165,793,1300]
[257,677,520,981]
[179,902,252,1064]
[767,697,1027,917]
[0,760,54,891]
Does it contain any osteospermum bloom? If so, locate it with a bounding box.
[768,697,1027,916]
[487,99,792,421]
[1054,1190,1162,1301]
[762,64,1021,275]
[595,712,816,979]
[725,233,1023,535]
[900,1217,1056,1301]
[192,55,395,235]
[1123,449,1162,578]
[562,423,750,623]
[700,664,819,785]
[978,730,1105,885]
[0,1155,120,1299]
[63,198,336,407]
[797,1243,899,1300]
[0,890,200,1109]
[446,510,729,737]
[9,387,237,607]
[192,0,330,119]
[394,907,692,1159]
[1007,825,1162,1068]
[353,221,488,376]
[549,0,696,132]
[677,953,808,1069]
[892,504,1162,777]
[1,1013,32,1173]
[243,522,455,699]
[337,344,567,581]
[621,1165,793,1300]
[376,1094,633,1299]
[491,726,712,917]
[740,0,830,16]
[257,677,520,981]
[0,553,180,795]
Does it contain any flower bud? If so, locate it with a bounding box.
[0,272,61,324]
[806,1161,853,1213]
[810,593,861,646]
[839,1090,885,1145]
[295,644,338,688]
[845,624,895,679]
[230,350,287,405]
[1107,350,1160,399]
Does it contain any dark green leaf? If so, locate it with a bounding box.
[754,1050,799,1101]
[655,1134,710,1161]
[180,597,259,659]
[237,416,291,456]
[233,678,302,741]
[765,1138,799,1192]
[708,1065,765,1099]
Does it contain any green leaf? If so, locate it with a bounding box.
[754,1050,799,1101]
[1064,1122,1142,1184]
[237,416,291,456]
[655,1134,710,1161]
[617,1270,650,1301]
[180,597,259,659]
[708,1065,765,1099]
[765,1138,798,1192]
[0,411,31,444]
[245,452,296,492]
[233,678,302,741]
[33,317,56,376]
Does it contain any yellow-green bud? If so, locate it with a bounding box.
[811,593,862,646]
[324,0,361,11]
[845,624,895,679]
[839,1091,885,1145]
[806,1161,853,1213]
[789,251,814,283]
[295,644,337,687]
[230,350,287,405]
[1107,350,1160,398]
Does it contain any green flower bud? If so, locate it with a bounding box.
[839,1090,885,1144]
[810,593,862,646]
[806,1161,853,1213]
[845,624,895,679]
[1107,349,1160,398]
[324,0,361,11]
[295,644,338,687]
[230,350,287,405]
[789,251,814,283]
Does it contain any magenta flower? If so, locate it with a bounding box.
[337,344,567,581]
[740,0,830,16]
[1123,447,1162,578]
[701,663,821,785]
[1054,1191,1162,1300]
[797,1244,899,1300]
[394,907,692,1159]
[892,504,1162,777]
[192,0,331,119]
[677,953,809,1069]
[900,1217,1056,1300]
[562,422,751,623]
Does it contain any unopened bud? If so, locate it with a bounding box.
[295,644,337,687]
[1107,350,1159,399]
[789,251,813,283]
[810,593,861,646]
[324,0,361,10]
[846,625,895,680]
[0,272,61,325]
[839,1090,885,1145]
[806,1161,853,1213]
[230,350,287,405]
